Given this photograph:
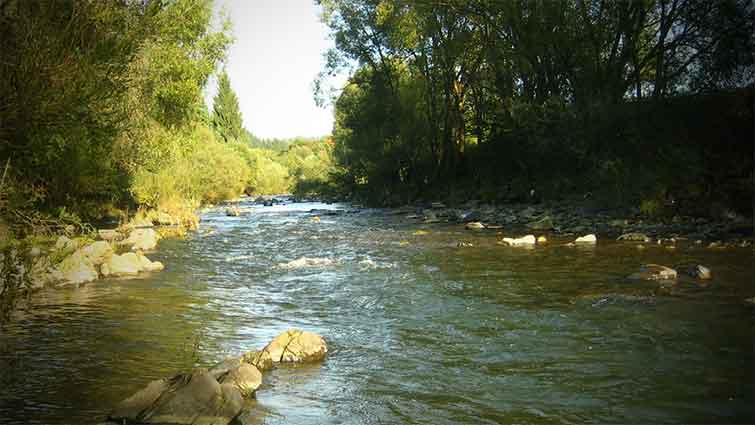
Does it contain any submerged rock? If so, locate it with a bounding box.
[628,264,677,281]
[262,329,328,363]
[501,235,536,246]
[101,252,163,277]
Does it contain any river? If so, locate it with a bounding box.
[0,200,752,424]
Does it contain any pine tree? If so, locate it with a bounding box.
[212,70,244,142]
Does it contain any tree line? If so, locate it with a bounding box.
[317,0,754,215]
[0,0,335,237]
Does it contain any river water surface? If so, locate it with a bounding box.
[0,200,753,424]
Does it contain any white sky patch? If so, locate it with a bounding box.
[207,0,348,139]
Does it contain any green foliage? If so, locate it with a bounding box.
[212,71,244,142]
[130,125,250,207]
[319,0,754,213]
[0,239,32,326]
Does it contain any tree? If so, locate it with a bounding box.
[212,71,244,142]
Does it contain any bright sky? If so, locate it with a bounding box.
[210,0,340,139]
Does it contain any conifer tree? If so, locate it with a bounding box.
[212,70,244,142]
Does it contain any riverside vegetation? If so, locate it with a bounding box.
[0,0,338,321]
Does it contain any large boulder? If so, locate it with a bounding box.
[120,228,159,251]
[261,329,328,363]
[109,370,243,425]
[628,264,677,281]
[242,350,274,372]
[56,251,98,284]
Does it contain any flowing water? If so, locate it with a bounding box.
[1,200,753,424]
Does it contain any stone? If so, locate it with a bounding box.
[617,232,651,242]
[537,235,547,243]
[120,228,159,251]
[109,378,170,421]
[501,235,536,246]
[628,264,677,281]
[527,215,554,230]
[465,221,485,230]
[79,241,113,266]
[457,241,474,247]
[56,251,98,284]
[262,329,328,363]
[98,229,122,242]
[101,252,142,277]
[218,363,262,397]
[242,350,274,372]
[110,370,244,425]
[684,264,712,280]
[137,252,164,272]
[575,234,597,244]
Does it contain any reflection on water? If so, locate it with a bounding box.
[0,200,753,424]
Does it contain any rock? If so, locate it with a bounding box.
[242,350,274,372]
[226,207,241,217]
[56,251,98,284]
[537,235,547,243]
[501,235,536,246]
[457,241,474,247]
[617,232,651,242]
[527,215,554,230]
[101,252,142,277]
[628,264,677,281]
[262,329,328,363]
[218,363,262,397]
[109,378,171,422]
[464,221,485,230]
[120,228,159,251]
[137,252,164,272]
[79,241,113,266]
[110,370,243,425]
[683,264,712,280]
[29,256,62,289]
[98,229,122,242]
[575,234,597,244]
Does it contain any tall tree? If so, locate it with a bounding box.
[212,71,244,142]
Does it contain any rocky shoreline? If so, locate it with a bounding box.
[388,199,753,248]
[25,208,200,290]
[100,328,328,425]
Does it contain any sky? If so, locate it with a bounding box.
[211,0,344,139]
